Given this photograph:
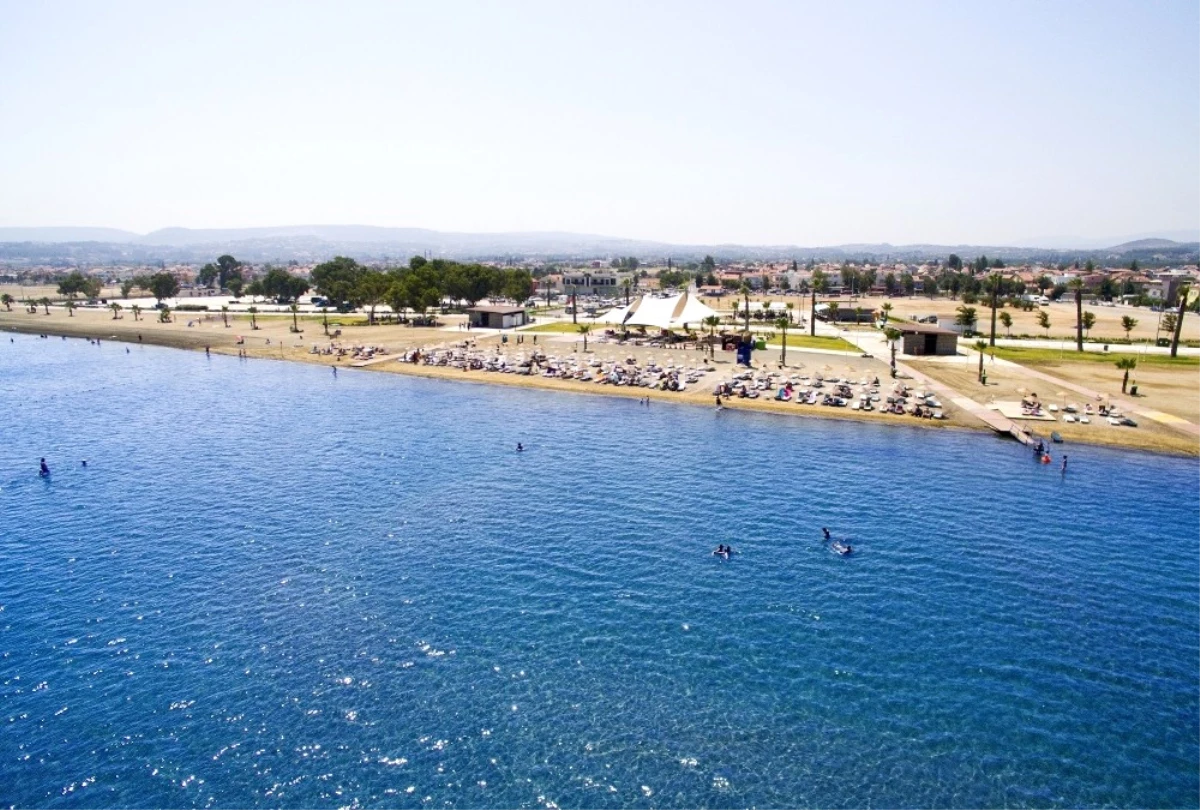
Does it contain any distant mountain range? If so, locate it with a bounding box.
[0,225,1196,265]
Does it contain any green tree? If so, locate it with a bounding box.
[110,302,122,319]
[57,271,87,299]
[974,339,989,383]
[1115,357,1137,393]
[1036,309,1050,337]
[700,255,716,275]
[290,303,301,333]
[577,323,591,352]
[955,305,978,336]
[0,293,12,311]
[1081,311,1095,338]
[1160,312,1178,339]
[1170,285,1192,358]
[947,254,962,271]
[1069,277,1085,351]
[261,267,310,303]
[810,269,827,336]
[396,265,443,316]
[248,306,259,330]
[827,301,840,325]
[985,273,1002,346]
[902,272,915,296]
[501,268,533,303]
[1120,315,1137,340]
[357,270,392,325]
[884,327,901,373]
[158,305,171,323]
[65,300,75,317]
[226,276,245,299]
[120,279,135,299]
[148,272,180,304]
[774,317,790,366]
[131,304,141,321]
[311,256,364,309]
[216,255,242,289]
[40,297,51,315]
[703,314,721,359]
[197,263,218,288]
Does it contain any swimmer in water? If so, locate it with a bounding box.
[822,527,831,540]
[516,443,524,452]
[39,458,50,477]
[81,460,87,467]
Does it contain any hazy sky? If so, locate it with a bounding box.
[1,0,1196,246]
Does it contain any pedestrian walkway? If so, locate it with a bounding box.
[893,358,1034,446]
[991,357,1200,438]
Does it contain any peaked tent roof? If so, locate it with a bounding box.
[604,292,719,330]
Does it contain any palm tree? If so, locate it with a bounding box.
[131,304,141,322]
[810,281,818,336]
[774,317,790,366]
[740,283,751,332]
[827,301,840,325]
[290,303,300,333]
[884,327,901,374]
[880,302,893,326]
[221,305,229,328]
[999,310,1013,338]
[40,297,51,315]
[1116,357,1137,393]
[703,314,721,358]
[0,293,12,311]
[622,277,632,305]
[1066,277,1084,351]
[321,306,330,336]
[986,272,1001,346]
[1170,285,1192,358]
[158,305,171,323]
[110,302,122,320]
[1036,309,1050,338]
[248,306,259,330]
[974,339,989,383]
[1120,315,1137,341]
[577,323,591,352]
[66,300,76,317]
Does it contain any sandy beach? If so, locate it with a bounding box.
[3,302,1197,456]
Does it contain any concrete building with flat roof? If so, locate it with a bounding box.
[895,321,959,356]
[467,305,528,329]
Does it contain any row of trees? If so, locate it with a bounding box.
[309,256,534,324]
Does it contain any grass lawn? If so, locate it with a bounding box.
[763,335,860,352]
[521,322,598,333]
[991,346,1199,368]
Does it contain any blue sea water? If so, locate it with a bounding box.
[1,333,1197,809]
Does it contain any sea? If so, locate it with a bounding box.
[1,333,1197,809]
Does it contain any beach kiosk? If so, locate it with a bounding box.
[895,322,959,356]
[467,305,529,330]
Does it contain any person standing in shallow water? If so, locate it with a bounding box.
[39,458,50,477]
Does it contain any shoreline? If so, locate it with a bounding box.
[5,314,1197,458]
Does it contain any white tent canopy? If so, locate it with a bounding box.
[599,293,718,330]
